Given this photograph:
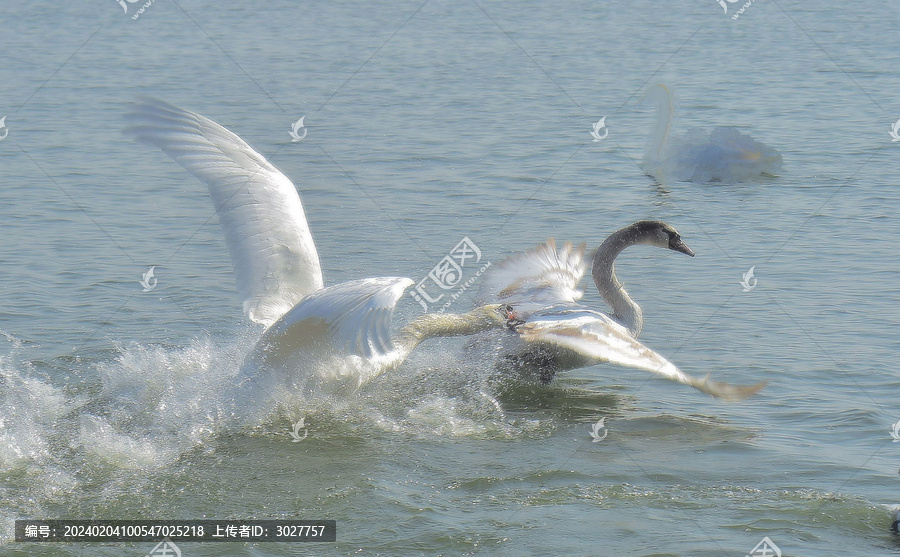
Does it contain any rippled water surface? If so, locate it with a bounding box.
[1,1,899,555]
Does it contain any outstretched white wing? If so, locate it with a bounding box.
[125,98,323,326]
[516,307,765,401]
[258,277,414,363]
[477,239,587,314]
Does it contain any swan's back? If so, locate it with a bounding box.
[675,126,783,182]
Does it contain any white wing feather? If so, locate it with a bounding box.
[477,239,587,313]
[516,308,765,401]
[125,98,323,326]
[260,277,414,361]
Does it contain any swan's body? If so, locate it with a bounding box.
[641,84,782,184]
[126,99,512,396]
[242,277,511,392]
[477,221,765,401]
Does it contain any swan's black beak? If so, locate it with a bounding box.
[669,235,695,257]
[501,304,525,331]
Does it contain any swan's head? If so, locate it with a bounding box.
[631,220,695,257]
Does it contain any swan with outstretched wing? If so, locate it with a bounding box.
[125,99,514,395]
[477,222,765,401]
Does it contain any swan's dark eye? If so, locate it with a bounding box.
[667,232,679,247]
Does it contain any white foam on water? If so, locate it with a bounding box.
[0,326,550,548]
[2,332,536,474]
[0,333,73,474]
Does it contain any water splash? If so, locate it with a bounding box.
[0,329,557,548]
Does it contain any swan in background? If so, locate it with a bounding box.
[477,221,766,401]
[641,84,782,184]
[125,98,515,397]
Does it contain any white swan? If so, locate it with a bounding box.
[125,98,514,394]
[641,84,782,184]
[477,221,766,401]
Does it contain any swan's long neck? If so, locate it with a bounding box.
[396,306,502,355]
[592,228,645,337]
[647,85,674,160]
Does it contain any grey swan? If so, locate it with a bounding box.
[476,221,766,401]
